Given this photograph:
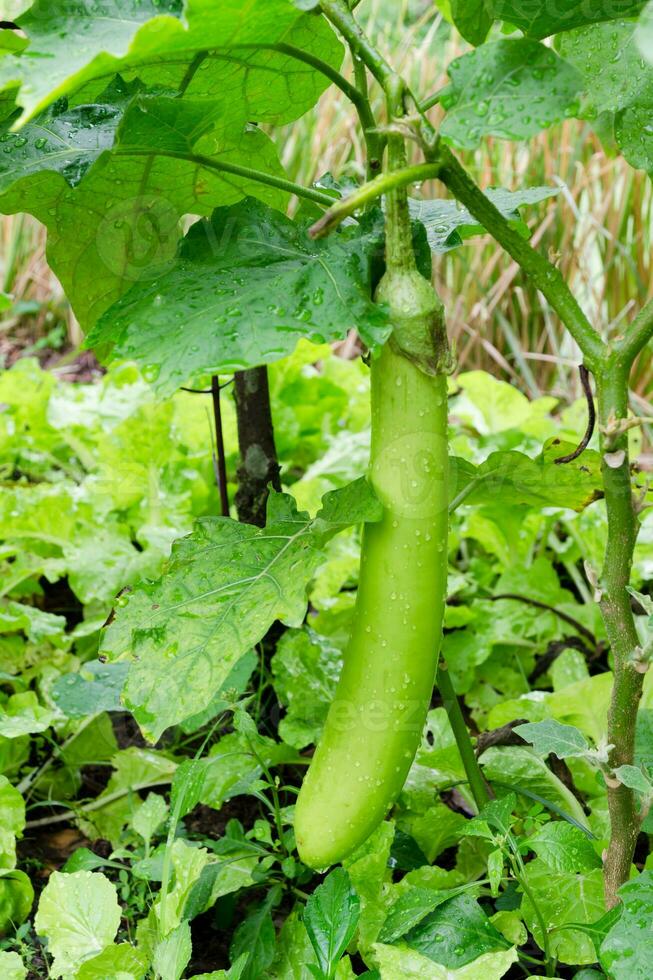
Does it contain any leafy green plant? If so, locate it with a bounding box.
[1,0,653,976]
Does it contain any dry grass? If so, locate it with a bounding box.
[1,0,651,404]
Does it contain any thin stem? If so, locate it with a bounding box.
[614,297,653,368]
[309,163,439,238]
[271,42,382,165]
[437,662,490,812]
[320,0,396,86]
[211,375,230,517]
[113,148,335,208]
[351,47,384,175]
[596,358,645,906]
[433,144,606,371]
[25,779,172,829]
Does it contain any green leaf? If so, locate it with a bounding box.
[2,0,341,125]
[450,445,602,513]
[486,0,646,38]
[153,921,192,980]
[199,729,297,810]
[304,868,361,978]
[0,870,33,937]
[0,775,24,869]
[269,909,321,978]
[0,0,183,120]
[558,19,652,115]
[0,96,288,334]
[514,720,590,759]
[479,746,590,830]
[0,952,26,980]
[557,18,653,172]
[520,859,605,965]
[230,886,280,980]
[86,200,390,395]
[410,185,559,254]
[154,840,210,936]
[378,888,460,945]
[101,482,380,740]
[76,944,149,980]
[440,40,582,149]
[402,894,511,968]
[600,870,653,978]
[34,870,121,977]
[450,0,492,45]
[0,690,54,737]
[527,823,601,872]
[371,944,518,979]
[271,627,342,749]
[614,764,653,795]
[131,792,168,845]
[342,821,395,952]
[51,662,129,717]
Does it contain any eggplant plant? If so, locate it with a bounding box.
[1,0,652,925]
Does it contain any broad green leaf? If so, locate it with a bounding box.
[76,944,149,980]
[402,894,511,968]
[131,792,168,845]
[269,909,321,978]
[343,821,395,952]
[154,840,210,935]
[557,19,652,115]
[0,0,183,120]
[638,0,653,61]
[450,445,602,513]
[230,886,280,980]
[1,0,341,125]
[80,747,177,844]
[600,870,653,977]
[0,600,66,643]
[450,0,492,45]
[440,40,582,149]
[527,822,601,872]
[86,200,390,395]
[372,944,518,979]
[153,921,192,980]
[557,19,653,172]
[0,775,24,869]
[304,868,361,978]
[615,98,653,173]
[101,481,381,740]
[271,627,342,748]
[409,186,559,254]
[0,75,137,192]
[486,0,646,38]
[0,870,33,936]
[183,840,261,916]
[614,763,653,795]
[34,871,121,978]
[520,859,605,964]
[0,690,54,737]
[378,887,461,944]
[0,952,26,980]
[514,720,589,758]
[199,730,298,810]
[479,746,590,829]
[1,96,287,333]
[51,662,129,717]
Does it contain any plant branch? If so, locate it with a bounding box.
[614,297,653,368]
[113,148,335,208]
[437,661,491,811]
[432,144,606,371]
[320,0,396,86]
[211,375,230,517]
[309,163,439,238]
[489,594,596,646]
[596,359,645,906]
